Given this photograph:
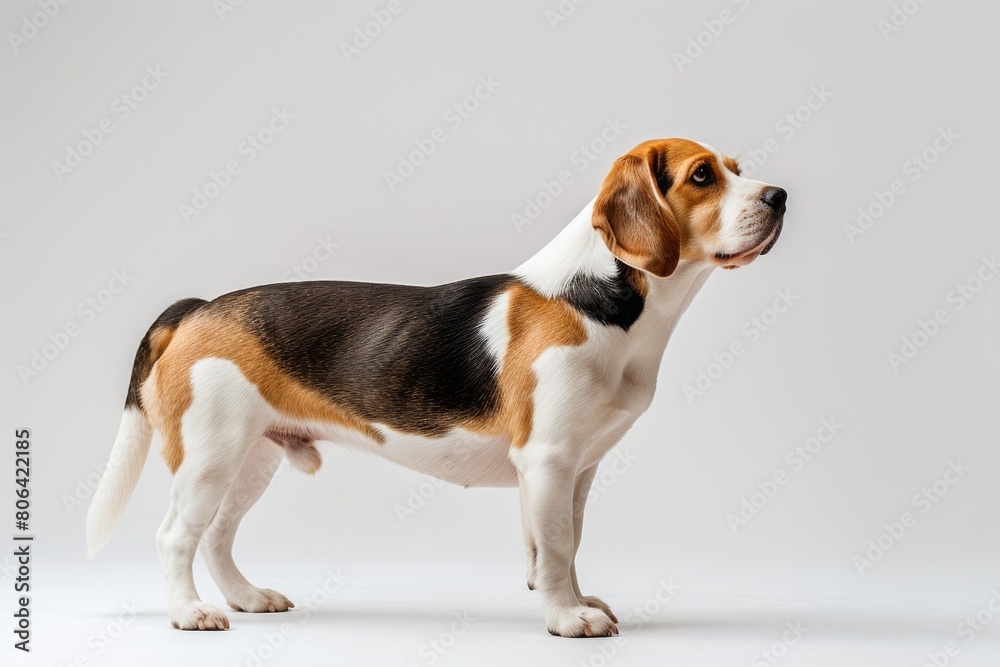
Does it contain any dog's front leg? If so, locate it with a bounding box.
[518,473,538,591]
[570,465,618,623]
[518,456,618,637]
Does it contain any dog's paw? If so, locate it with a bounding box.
[170,601,230,631]
[580,595,618,623]
[546,605,619,638]
[226,586,294,613]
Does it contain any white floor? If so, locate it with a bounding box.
[26,562,1000,666]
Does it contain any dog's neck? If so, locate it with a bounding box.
[513,200,617,298]
[513,200,715,342]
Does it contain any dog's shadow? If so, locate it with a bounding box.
[110,604,980,642]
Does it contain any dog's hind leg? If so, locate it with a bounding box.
[154,359,270,630]
[201,437,293,613]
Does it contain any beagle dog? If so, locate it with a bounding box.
[86,138,786,637]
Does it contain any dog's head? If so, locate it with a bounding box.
[592,138,786,276]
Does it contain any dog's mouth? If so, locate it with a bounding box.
[759,218,783,256]
[713,224,782,269]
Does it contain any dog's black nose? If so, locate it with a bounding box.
[761,187,787,212]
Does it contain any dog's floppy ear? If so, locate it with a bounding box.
[592,149,681,278]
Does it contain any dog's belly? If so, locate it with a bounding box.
[375,426,519,487]
[268,418,519,488]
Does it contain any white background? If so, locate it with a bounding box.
[2,0,999,665]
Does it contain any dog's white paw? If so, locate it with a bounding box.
[170,601,230,631]
[546,605,619,638]
[226,586,295,613]
[580,595,618,623]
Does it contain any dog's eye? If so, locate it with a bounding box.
[691,164,714,185]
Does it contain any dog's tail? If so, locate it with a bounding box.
[86,297,208,557]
